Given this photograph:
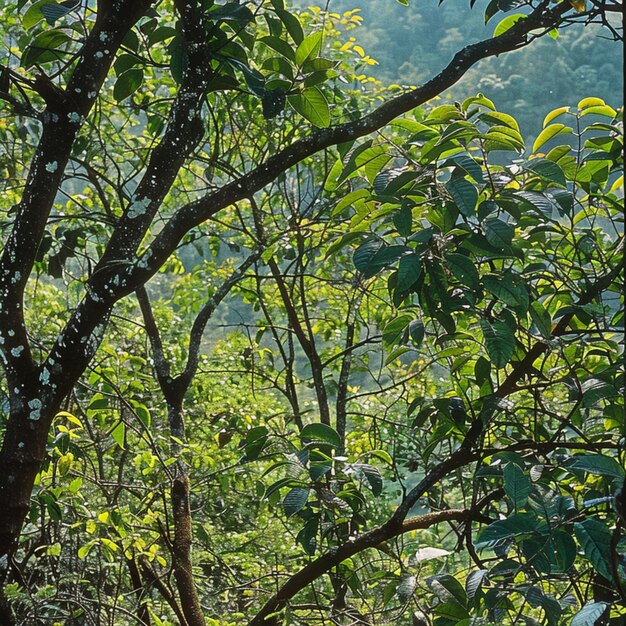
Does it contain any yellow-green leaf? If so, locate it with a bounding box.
[542,106,569,128]
[578,97,605,110]
[532,123,572,153]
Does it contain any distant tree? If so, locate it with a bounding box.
[0,1,622,625]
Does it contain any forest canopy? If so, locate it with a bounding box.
[0,1,623,625]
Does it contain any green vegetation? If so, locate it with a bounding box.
[0,1,623,625]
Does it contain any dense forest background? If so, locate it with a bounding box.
[319,0,623,136]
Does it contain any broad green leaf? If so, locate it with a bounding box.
[542,106,570,127]
[111,421,125,449]
[530,301,552,338]
[478,111,520,132]
[370,449,393,465]
[243,426,269,460]
[41,1,77,25]
[353,240,383,276]
[503,462,531,509]
[446,155,485,184]
[578,97,606,110]
[21,29,71,67]
[295,31,323,66]
[408,319,425,347]
[483,125,525,151]
[479,317,515,369]
[574,519,614,581]
[524,158,566,187]
[475,512,539,548]
[397,575,416,602]
[283,487,310,517]
[393,204,413,237]
[461,93,496,111]
[514,190,555,217]
[288,87,330,127]
[568,454,625,479]
[435,601,470,620]
[396,253,422,292]
[493,13,526,37]
[427,574,467,607]
[483,218,514,250]
[483,272,528,310]
[23,0,52,29]
[208,2,255,25]
[446,177,478,217]
[260,35,296,61]
[300,423,342,449]
[465,569,488,599]
[571,602,608,626]
[353,464,383,496]
[274,6,304,44]
[446,253,480,289]
[580,104,617,118]
[113,68,144,102]
[382,315,412,347]
[533,124,572,153]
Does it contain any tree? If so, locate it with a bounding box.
[0,0,623,624]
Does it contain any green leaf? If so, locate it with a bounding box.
[353,464,383,496]
[295,31,323,66]
[113,68,144,102]
[393,204,413,237]
[465,569,488,600]
[483,272,528,311]
[382,315,412,347]
[479,317,515,369]
[408,319,425,347]
[580,105,616,118]
[243,426,269,460]
[288,87,330,127]
[446,154,485,184]
[208,2,254,25]
[530,301,552,338]
[533,123,572,152]
[23,0,52,29]
[475,512,539,548]
[446,177,478,217]
[503,463,531,509]
[21,29,71,67]
[353,240,383,276]
[493,13,526,37]
[568,454,625,479]
[483,218,514,250]
[283,487,310,517]
[260,35,296,61]
[300,423,342,450]
[446,253,480,289]
[524,158,566,187]
[397,575,417,602]
[478,111,520,132]
[570,602,608,626]
[574,519,614,581]
[427,574,467,607]
[274,6,304,44]
[111,421,125,449]
[543,106,570,127]
[41,1,77,26]
[396,253,422,292]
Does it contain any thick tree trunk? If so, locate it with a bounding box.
[0,387,60,625]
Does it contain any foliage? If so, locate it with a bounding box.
[0,0,623,625]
